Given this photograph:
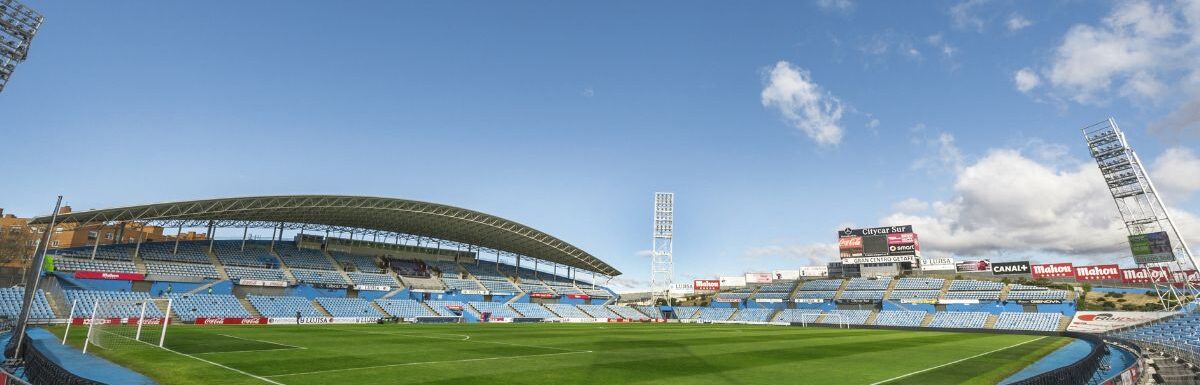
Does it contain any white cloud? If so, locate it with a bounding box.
[1044,0,1189,103]
[761,61,847,146]
[1007,13,1033,31]
[1014,68,1040,93]
[867,118,880,129]
[926,34,960,70]
[912,131,965,173]
[815,0,855,13]
[581,87,595,98]
[1150,147,1200,201]
[950,0,989,32]
[741,242,838,266]
[882,144,1200,263]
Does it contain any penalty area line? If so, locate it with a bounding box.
[866,336,1047,385]
[264,350,593,378]
[216,333,307,349]
[96,330,287,385]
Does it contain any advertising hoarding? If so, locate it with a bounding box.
[886,232,917,245]
[237,279,289,287]
[1067,311,1176,333]
[719,276,746,288]
[73,271,145,281]
[798,266,829,277]
[955,259,991,273]
[773,270,801,280]
[842,255,918,265]
[1031,263,1074,279]
[744,272,773,284]
[1120,268,1170,284]
[693,279,720,292]
[920,257,956,271]
[1074,264,1121,281]
[991,261,1031,275]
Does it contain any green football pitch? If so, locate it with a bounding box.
[51,323,1069,385]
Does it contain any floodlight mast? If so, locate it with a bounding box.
[1083,118,1200,310]
[650,193,675,304]
[0,0,45,93]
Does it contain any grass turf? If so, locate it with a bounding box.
[50,323,1069,385]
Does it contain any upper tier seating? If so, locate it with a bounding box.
[949,280,1004,291]
[213,241,281,268]
[1006,290,1069,300]
[425,301,468,317]
[715,292,753,301]
[795,291,837,299]
[55,257,137,274]
[65,290,160,318]
[315,297,382,318]
[0,288,54,319]
[332,251,384,273]
[753,292,790,300]
[347,272,399,287]
[578,304,620,318]
[887,290,941,300]
[757,281,797,292]
[443,278,484,292]
[276,244,336,270]
[696,308,736,322]
[774,309,822,323]
[544,303,590,318]
[462,262,506,280]
[511,303,557,318]
[425,260,460,277]
[583,288,613,298]
[225,266,288,282]
[167,294,249,321]
[477,278,519,294]
[672,306,701,319]
[928,311,989,329]
[545,281,584,295]
[291,269,349,286]
[637,306,663,319]
[519,283,554,294]
[145,262,220,279]
[943,291,1001,301]
[56,244,132,261]
[732,308,773,322]
[821,310,872,325]
[994,312,1062,332]
[248,295,322,318]
[607,305,649,320]
[138,241,210,264]
[1007,283,1048,291]
[469,302,520,318]
[1113,312,1200,357]
[839,291,885,301]
[398,275,445,291]
[375,299,436,318]
[894,278,945,290]
[874,311,926,327]
[845,278,892,291]
[799,280,843,291]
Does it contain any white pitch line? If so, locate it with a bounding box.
[866,336,1048,385]
[265,350,592,378]
[217,333,307,349]
[97,330,286,385]
[332,328,588,353]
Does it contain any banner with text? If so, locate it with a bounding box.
[744,272,773,284]
[694,279,720,292]
[955,260,991,273]
[74,271,145,281]
[1068,311,1176,333]
[1074,264,1121,281]
[1129,231,1176,264]
[920,258,956,271]
[719,276,746,288]
[1031,263,1074,279]
[991,261,1031,275]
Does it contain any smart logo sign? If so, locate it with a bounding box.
[838,225,919,261]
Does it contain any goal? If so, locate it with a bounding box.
[81,298,173,353]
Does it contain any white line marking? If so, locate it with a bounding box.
[96,330,287,385]
[265,350,592,378]
[217,333,307,349]
[867,336,1048,385]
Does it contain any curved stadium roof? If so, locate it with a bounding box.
[30,195,619,276]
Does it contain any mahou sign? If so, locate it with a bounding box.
[1121,268,1170,284]
[693,279,720,292]
[1031,263,1074,279]
[1074,264,1121,281]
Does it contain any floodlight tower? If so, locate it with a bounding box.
[1083,118,1200,310]
[0,0,44,93]
[650,192,674,304]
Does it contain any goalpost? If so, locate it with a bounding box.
[81,298,173,353]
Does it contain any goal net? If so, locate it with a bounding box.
[83,298,172,353]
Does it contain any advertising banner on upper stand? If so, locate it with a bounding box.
[693,279,720,292]
[991,261,1031,275]
[797,266,829,277]
[772,270,801,280]
[1074,264,1121,281]
[744,272,773,284]
[1120,268,1170,284]
[955,259,991,273]
[920,257,956,271]
[1031,263,1074,279]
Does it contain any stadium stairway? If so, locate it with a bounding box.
[938,278,952,299]
[204,247,231,280]
[920,312,934,327]
[984,314,998,329]
[999,283,1012,301]
[1056,316,1071,331]
[864,311,880,325]
[186,280,227,295]
[881,279,899,303]
[833,279,850,300]
[238,297,262,317]
[131,251,149,275]
[311,299,335,317]
[380,287,406,299]
[370,301,389,317]
[420,301,439,316]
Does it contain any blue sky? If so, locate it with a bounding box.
[3,0,1200,291]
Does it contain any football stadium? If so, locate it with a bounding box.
[4,1,1200,385]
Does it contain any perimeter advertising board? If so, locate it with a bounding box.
[920,257,956,271]
[955,259,991,273]
[798,266,828,277]
[1031,263,1074,279]
[1074,264,1121,281]
[842,255,919,264]
[991,261,1031,275]
[1120,268,1170,284]
[719,276,746,288]
[744,272,773,284]
[1129,231,1176,264]
[1068,311,1176,333]
[773,270,800,280]
[73,271,145,281]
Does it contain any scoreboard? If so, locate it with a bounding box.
[837,225,920,264]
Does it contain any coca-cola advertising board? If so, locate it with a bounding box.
[193,317,269,325]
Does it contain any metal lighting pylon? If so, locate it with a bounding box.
[1083,118,1200,310]
[650,192,674,304]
